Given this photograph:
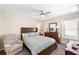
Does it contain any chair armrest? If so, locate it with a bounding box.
[4,44,12,53]
[4,44,12,48]
[65,48,77,54]
[16,40,23,44]
[66,43,72,48]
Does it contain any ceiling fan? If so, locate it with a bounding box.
[40,10,51,17]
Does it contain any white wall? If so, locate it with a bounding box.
[1,12,42,35]
[1,11,79,37]
[0,12,2,48]
[0,12,2,35]
[0,16,1,34]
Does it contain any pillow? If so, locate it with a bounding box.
[22,32,39,37]
[22,33,30,37]
[29,32,39,36]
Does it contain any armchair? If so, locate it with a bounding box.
[3,34,23,55]
[65,40,79,55]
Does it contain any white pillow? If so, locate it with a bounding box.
[22,33,30,37]
[22,32,39,37]
[29,32,39,36]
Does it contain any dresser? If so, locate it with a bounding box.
[44,32,59,43]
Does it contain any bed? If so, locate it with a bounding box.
[21,27,57,55]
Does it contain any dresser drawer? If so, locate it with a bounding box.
[44,32,59,43]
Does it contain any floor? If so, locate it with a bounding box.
[61,39,70,44]
[50,43,66,55]
[18,43,66,55]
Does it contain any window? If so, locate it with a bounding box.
[62,20,79,40]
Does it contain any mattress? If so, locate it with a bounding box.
[23,35,56,55]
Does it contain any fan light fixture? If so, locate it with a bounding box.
[40,10,50,18]
[40,14,45,17]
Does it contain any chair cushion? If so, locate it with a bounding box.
[10,43,23,52]
[66,40,79,48]
[4,40,17,44]
[3,34,18,40]
[3,34,19,44]
[3,34,23,54]
[65,40,79,55]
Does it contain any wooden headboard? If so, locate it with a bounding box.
[21,27,38,33]
[21,27,38,40]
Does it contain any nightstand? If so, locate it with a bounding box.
[39,34,43,36]
[44,32,59,43]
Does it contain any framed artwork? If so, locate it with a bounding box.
[49,22,57,32]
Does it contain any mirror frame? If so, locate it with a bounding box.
[49,22,57,32]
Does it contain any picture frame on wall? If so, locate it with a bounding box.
[49,22,57,32]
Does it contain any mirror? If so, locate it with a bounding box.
[49,22,57,32]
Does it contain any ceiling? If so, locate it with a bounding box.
[0,4,78,20]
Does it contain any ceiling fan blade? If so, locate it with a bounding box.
[40,10,51,15]
[40,10,44,15]
[44,11,50,14]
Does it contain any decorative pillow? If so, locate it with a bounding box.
[29,32,39,36]
[22,33,30,37]
[22,32,39,37]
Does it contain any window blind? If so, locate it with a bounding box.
[62,20,79,40]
